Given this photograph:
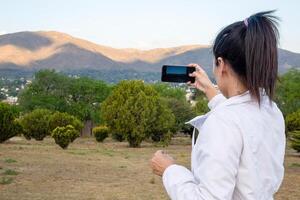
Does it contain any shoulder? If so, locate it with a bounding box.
[199,109,242,142]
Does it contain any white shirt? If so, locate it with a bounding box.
[162,91,286,200]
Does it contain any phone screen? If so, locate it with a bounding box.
[166,66,187,75]
[161,65,195,83]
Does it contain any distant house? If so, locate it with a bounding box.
[2,96,18,105]
[185,88,197,106]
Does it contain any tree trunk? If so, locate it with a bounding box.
[81,120,94,137]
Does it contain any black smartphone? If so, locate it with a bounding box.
[161,65,195,83]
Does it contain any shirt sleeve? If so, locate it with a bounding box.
[162,112,243,200]
[208,94,227,110]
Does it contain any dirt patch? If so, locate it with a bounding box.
[0,136,299,200]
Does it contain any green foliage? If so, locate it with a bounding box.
[194,96,209,115]
[4,158,17,163]
[150,98,176,144]
[111,132,125,142]
[290,131,300,152]
[49,111,83,132]
[2,169,19,176]
[0,103,22,143]
[152,83,186,101]
[18,70,112,123]
[101,80,175,147]
[164,97,196,133]
[19,109,52,141]
[93,126,109,142]
[276,69,300,116]
[0,77,27,98]
[286,109,300,152]
[51,125,79,149]
[286,110,300,132]
[0,177,13,185]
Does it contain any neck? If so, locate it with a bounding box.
[226,80,248,98]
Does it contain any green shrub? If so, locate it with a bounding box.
[111,132,125,142]
[19,109,52,141]
[290,130,300,152]
[194,97,209,115]
[0,103,22,143]
[3,169,19,176]
[275,69,300,116]
[164,98,196,134]
[101,80,175,147]
[51,125,79,149]
[93,126,109,142]
[0,177,13,185]
[49,111,83,132]
[286,110,300,152]
[286,110,300,132]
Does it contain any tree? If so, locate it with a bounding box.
[152,83,196,134]
[152,83,186,101]
[286,109,300,152]
[194,97,209,115]
[163,97,195,134]
[0,103,22,143]
[290,131,300,152]
[276,68,300,116]
[18,70,112,135]
[19,109,52,140]
[149,98,175,144]
[101,80,175,147]
[49,111,83,132]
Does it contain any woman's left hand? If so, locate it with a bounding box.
[150,150,175,176]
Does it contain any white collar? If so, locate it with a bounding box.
[185,89,269,130]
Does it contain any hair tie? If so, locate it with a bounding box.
[244,18,249,27]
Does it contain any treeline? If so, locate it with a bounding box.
[0,70,203,148]
[0,68,161,84]
[0,68,299,150]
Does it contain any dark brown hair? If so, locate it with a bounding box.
[213,10,279,104]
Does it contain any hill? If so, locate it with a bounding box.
[0,31,299,82]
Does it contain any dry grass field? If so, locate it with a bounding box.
[0,136,299,200]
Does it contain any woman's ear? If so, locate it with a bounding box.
[217,57,227,74]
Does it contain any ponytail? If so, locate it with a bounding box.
[213,10,279,104]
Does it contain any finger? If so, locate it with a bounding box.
[188,63,199,67]
[195,65,205,73]
[190,71,202,78]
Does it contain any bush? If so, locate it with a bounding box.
[93,126,109,142]
[19,109,52,141]
[101,80,175,147]
[111,132,125,142]
[286,110,300,152]
[194,97,209,115]
[49,111,83,132]
[164,97,196,134]
[51,125,79,149]
[150,98,175,143]
[286,110,300,132]
[290,131,300,152]
[0,103,22,143]
[275,69,300,116]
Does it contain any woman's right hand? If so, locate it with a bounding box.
[187,63,218,101]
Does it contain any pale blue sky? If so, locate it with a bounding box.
[1,0,300,52]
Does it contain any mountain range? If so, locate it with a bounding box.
[0,31,299,82]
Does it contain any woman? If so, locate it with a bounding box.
[150,11,285,200]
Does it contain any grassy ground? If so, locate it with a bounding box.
[0,136,299,200]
